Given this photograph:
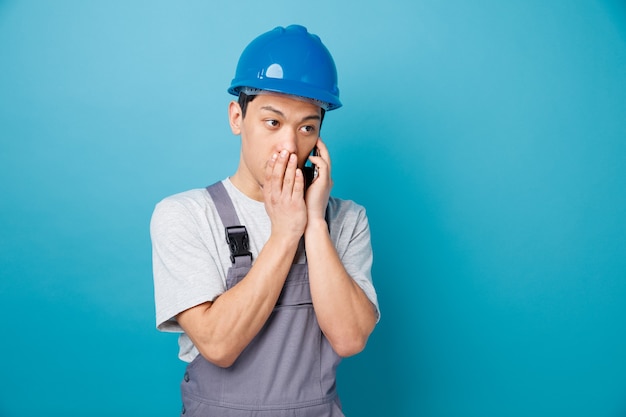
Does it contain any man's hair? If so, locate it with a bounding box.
[238,92,326,127]
[238,92,256,118]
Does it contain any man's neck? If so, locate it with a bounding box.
[229,171,264,202]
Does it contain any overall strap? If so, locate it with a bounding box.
[206,181,252,268]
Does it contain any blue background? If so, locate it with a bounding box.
[1,1,626,416]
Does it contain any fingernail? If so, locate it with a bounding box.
[280,150,288,158]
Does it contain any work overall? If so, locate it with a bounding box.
[180,182,343,417]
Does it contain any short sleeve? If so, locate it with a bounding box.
[329,199,380,322]
[150,196,225,332]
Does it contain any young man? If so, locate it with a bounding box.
[151,24,379,416]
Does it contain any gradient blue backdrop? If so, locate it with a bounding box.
[1,1,625,416]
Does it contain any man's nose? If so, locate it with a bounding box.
[278,128,298,154]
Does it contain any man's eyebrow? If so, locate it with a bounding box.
[260,105,285,117]
[301,114,321,122]
[260,105,321,123]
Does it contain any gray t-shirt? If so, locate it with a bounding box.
[150,178,379,362]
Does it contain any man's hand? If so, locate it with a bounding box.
[302,137,377,357]
[264,149,308,242]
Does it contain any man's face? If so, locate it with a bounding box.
[229,93,322,195]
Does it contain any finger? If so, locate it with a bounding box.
[293,168,305,197]
[271,149,289,192]
[308,154,328,178]
[282,153,298,195]
[312,138,331,175]
[315,137,331,164]
[264,152,278,195]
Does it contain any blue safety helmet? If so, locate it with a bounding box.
[228,25,342,111]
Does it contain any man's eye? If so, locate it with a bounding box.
[300,125,316,134]
[265,120,279,128]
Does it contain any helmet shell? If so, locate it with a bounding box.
[228,25,342,110]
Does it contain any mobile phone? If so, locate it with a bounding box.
[303,147,319,190]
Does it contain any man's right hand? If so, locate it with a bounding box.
[263,149,308,242]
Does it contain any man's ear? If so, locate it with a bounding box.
[228,101,243,135]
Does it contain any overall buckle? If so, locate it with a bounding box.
[225,226,252,263]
